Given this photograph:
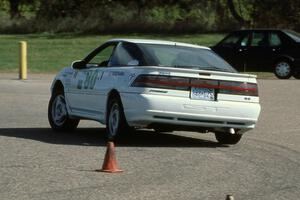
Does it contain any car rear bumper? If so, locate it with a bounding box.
[121,93,261,132]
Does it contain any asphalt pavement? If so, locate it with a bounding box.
[0,73,299,200]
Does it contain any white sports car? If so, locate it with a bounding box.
[48,39,261,144]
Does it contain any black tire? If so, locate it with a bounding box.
[48,90,79,131]
[293,71,300,79]
[106,96,129,140]
[215,132,242,145]
[274,60,293,79]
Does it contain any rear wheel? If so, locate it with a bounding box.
[106,96,129,140]
[48,91,79,131]
[274,60,293,79]
[215,132,242,145]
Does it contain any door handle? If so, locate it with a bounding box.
[238,48,246,52]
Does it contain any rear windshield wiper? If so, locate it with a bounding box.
[172,65,203,69]
[173,65,231,72]
[198,66,231,72]
[157,65,232,72]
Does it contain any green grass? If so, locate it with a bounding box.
[0,34,224,73]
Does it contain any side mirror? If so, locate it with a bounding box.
[71,60,86,69]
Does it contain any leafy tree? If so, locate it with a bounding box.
[227,0,251,27]
[4,0,36,18]
[251,0,300,29]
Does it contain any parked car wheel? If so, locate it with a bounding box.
[48,91,79,131]
[293,71,300,79]
[106,96,129,140]
[274,60,293,79]
[215,132,242,145]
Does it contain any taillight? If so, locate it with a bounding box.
[190,79,218,88]
[131,74,258,96]
[131,75,189,90]
[219,81,258,96]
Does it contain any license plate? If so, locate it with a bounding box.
[191,87,215,101]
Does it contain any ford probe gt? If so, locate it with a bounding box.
[48,39,261,145]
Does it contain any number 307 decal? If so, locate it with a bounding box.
[77,70,102,90]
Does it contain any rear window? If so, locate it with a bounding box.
[137,44,236,73]
[284,30,300,42]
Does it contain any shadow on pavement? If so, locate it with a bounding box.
[0,128,226,148]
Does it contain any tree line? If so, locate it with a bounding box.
[0,0,299,33]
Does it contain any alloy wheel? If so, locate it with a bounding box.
[275,62,291,78]
[51,95,67,126]
[108,103,120,138]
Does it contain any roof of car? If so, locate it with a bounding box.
[107,38,210,50]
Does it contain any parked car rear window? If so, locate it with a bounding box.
[284,30,300,42]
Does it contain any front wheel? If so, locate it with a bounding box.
[274,60,293,79]
[48,91,79,131]
[215,132,242,145]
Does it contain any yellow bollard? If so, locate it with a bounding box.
[19,41,27,80]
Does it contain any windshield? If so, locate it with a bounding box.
[284,30,300,42]
[137,43,236,73]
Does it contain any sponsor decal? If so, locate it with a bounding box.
[110,71,125,76]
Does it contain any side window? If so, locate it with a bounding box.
[250,32,269,46]
[269,33,282,46]
[88,45,115,67]
[109,43,142,66]
[239,33,250,46]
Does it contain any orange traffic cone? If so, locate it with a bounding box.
[96,141,123,173]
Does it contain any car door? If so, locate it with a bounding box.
[244,31,282,72]
[212,31,250,71]
[67,43,117,120]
